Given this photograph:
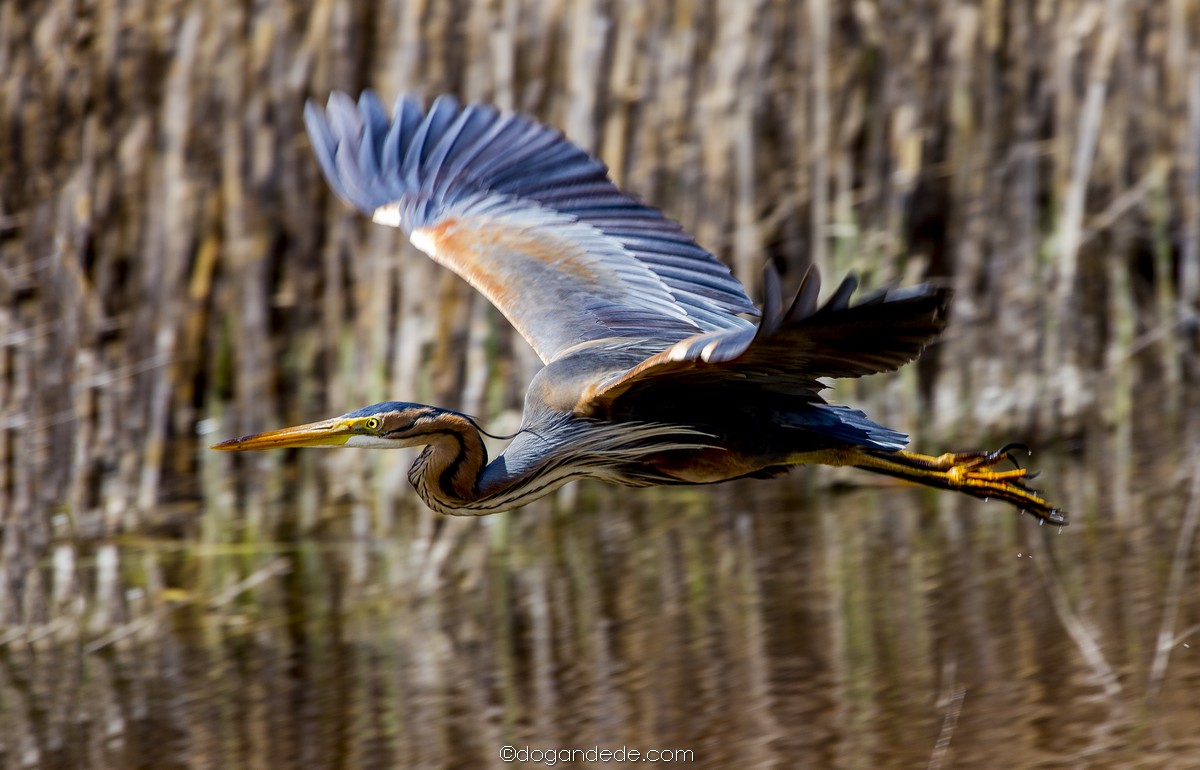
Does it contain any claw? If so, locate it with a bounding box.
[998,441,1031,457]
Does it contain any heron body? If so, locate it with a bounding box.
[214,92,1065,525]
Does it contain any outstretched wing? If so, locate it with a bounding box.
[304,91,757,364]
[580,265,952,414]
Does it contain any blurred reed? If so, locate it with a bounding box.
[1,0,1198,634]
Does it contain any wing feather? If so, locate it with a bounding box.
[305,91,756,364]
[583,265,953,413]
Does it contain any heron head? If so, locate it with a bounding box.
[211,402,447,451]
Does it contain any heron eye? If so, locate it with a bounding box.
[364,417,382,431]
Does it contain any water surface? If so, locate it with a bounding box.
[3,439,1198,769]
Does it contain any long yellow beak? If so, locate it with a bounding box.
[210,418,353,450]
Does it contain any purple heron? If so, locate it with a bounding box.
[213,92,1065,525]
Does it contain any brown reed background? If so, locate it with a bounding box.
[3,0,1200,623]
[5,3,1200,767]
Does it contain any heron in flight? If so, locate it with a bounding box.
[214,91,1065,525]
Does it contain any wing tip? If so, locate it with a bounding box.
[304,89,760,341]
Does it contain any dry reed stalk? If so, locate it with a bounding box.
[807,0,831,277]
[1048,0,1123,431]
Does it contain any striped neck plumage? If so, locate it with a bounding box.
[409,414,714,516]
[403,409,571,516]
[404,411,490,514]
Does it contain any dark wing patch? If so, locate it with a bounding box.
[584,265,953,413]
[304,92,757,363]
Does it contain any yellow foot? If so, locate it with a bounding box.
[850,443,1067,526]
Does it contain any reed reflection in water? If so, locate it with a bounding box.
[3,436,1198,770]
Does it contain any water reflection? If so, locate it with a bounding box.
[3,445,1199,769]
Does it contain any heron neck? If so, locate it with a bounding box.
[407,409,588,515]
[406,412,489,512]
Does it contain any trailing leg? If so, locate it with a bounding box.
[813,444,1067,525]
